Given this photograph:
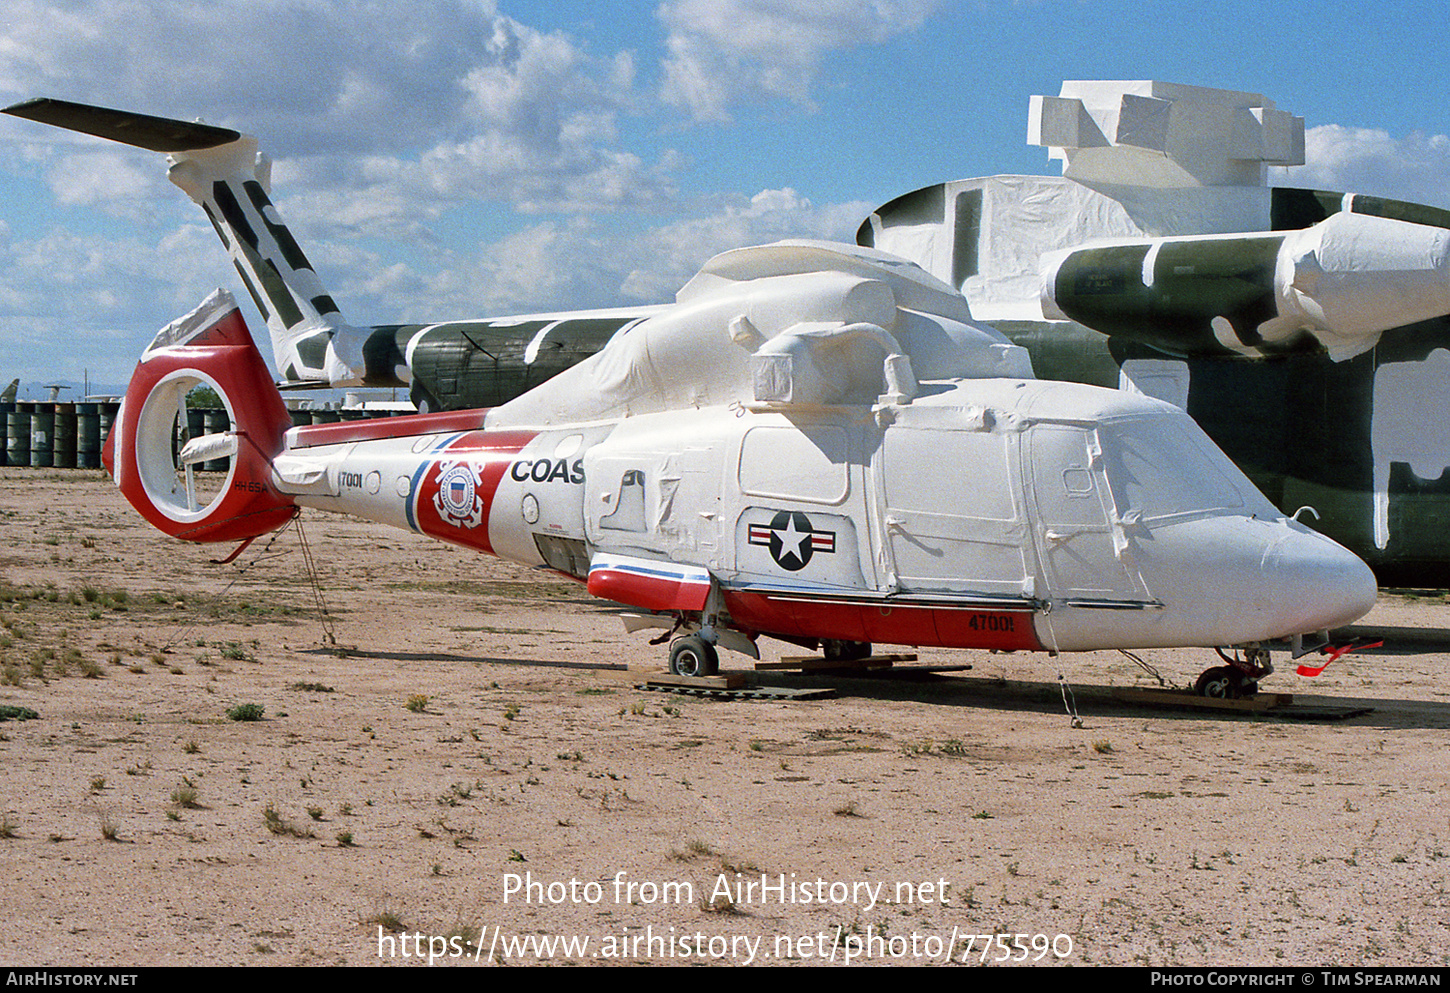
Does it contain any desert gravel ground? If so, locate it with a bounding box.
[0,467,1447,968]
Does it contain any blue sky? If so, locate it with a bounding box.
[1,0,1448,392]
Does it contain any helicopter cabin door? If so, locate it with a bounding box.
[876,425,1032,598]
[1025,423,1147,602]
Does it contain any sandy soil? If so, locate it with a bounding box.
[0,467,1447,968]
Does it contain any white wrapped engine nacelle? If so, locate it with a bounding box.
[1041,211,1450,361]
[749,321,919,406]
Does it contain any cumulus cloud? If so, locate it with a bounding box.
[1275,124,1450,209]
[449,188,871,315]
[658,0,941,122]
[406,137,675,215]
[46,150,170,219]
[0,1,500,152]
[0,222,228,382]
[618,188,872,300]
[0,0,674,220]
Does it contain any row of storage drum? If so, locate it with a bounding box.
[2,401,408,470]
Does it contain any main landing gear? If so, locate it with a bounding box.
[665,633,870,676]
[822,639,872,662]
[1194,645,1273,699]
[669,634,719,678]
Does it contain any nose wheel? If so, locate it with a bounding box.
[1195,646,1272,699]
[1194,666,1257,699]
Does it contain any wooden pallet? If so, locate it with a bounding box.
[1113,686,1293,712]
[759,653,918,672]
[1112,687,1373,719]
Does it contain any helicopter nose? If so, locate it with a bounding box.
[1259,526,1378,635]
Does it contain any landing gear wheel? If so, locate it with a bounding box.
[822,639,872,662]
[669,635,718,678]
[1195,665,1251,699]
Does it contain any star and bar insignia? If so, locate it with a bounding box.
[748,510,836,571]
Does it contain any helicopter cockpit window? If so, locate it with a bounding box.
[1100,415,1242,522]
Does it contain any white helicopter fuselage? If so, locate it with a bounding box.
[269,375,1373,657]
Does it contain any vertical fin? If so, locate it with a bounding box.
[1,98,361,387]
[166,138,361,385]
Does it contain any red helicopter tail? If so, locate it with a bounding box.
[105,290,297,543]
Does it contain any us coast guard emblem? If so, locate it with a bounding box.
[434,460,485,529]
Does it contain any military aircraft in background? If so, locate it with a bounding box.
[2,98,652,413]
[859,80,1450,586]
[100,242,1375,697]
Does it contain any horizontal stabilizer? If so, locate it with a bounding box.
[5,96,366,387]
[2,98,240,152]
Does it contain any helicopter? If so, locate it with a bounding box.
[101,237,1377,696]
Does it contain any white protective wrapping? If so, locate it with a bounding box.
[1272,212,1450,360]
[485,241,1032,428]
[866,176,1274,321]
[1030,80,1304,188]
